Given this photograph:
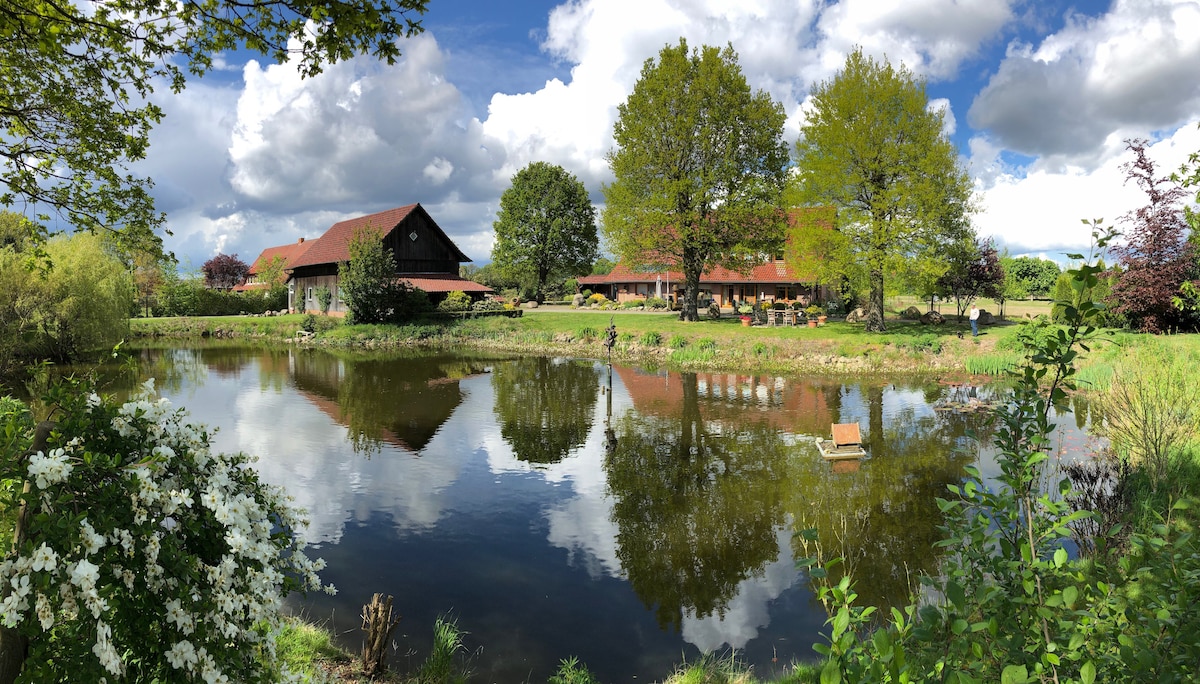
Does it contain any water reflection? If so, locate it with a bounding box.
[292,350,491,455]
[492,357,599,464]
[607,371,791,631]
[80,344,1097,683]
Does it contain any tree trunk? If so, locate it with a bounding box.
[865,267,886,332]
[679,252,702,322]
[0,421,53,684]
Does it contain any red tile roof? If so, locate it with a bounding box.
[580,259,803,285]
[403,274,493,294]
[232,238,315,291]
[252,238,313,273]
[289,205,430,270]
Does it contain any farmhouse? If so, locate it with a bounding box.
[285,204,491,314]
[232,237,313,293]
[579,208,836,308]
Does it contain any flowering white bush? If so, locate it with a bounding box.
[0,379,333,682]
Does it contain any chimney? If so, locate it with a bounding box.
[298,237,305,244]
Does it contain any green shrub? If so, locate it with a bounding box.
[646,297,669,310]
[640,330,663,346]
[617,331,635,344]
[668,334,688,349]
[751,341,771,358]
[0,379,331,681]
[438,290,472,313]
[470,298,504,312]
[697,337,717,352]
[316,285,333,314]
[576,326,599,341]
[621,299,644,309]
[587,293,608,305]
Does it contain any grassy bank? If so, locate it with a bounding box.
[130,304,1161,381]
[275,615,823,684]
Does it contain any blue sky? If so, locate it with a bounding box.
[139,0,1200,271]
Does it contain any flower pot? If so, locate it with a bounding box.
[817,315,828,325]
[740,317,752,327]
[807,320,818,328]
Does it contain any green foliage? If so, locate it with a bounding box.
[315,285,333,314]
[640,330,663,347]
[337,227,427,324]
[1051,263,1122,327]
[154,272,282,317]
[548,656,601,684]
[470,298,504,312]
[588,293,608,305]
[0,379,331,681]
[1004,255,1061,298]
[591,257,615,275]
[0,232,133,371]
[645,296,669,310]
[491,162,598,304]
[437,290,472,313]
[963,352,1022,376]
[896,333,942,354]
[1097,343,1200,488]
[603,38,788,321]
[668,334,689,349]
[805,222,1200,682]
[793,47,973,332]
[415,616,469,684]
[751,341,771,358]
[696,337,717,352]
[1,0,427,251]
[575,326,599,341]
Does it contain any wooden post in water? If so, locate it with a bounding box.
[360,593,401,677]
[0,421,54,684]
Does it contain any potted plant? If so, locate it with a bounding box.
[738,304,754,326]
[805,304,823,327]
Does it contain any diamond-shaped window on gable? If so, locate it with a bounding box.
[409,230,418,242]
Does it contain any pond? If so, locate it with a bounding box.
[102,343,1098,682]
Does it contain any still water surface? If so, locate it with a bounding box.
[119,343,1097,682]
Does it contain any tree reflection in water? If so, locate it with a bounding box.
[789,382,989,610]
[492,357,599,464]
[606,371,790,630]
[291,350,492,455]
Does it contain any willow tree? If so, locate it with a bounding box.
[603,39,789,321]
[794,48,973,332]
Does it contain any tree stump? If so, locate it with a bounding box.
[361,593,401,678]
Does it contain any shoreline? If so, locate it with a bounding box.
[129,312,1009,380]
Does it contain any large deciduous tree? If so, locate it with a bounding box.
[1004,256,1061,299]
[1,0,428,252]
[201,253,251,290]
[491,162,597,304]
[603,39,789,321]
[1109,139,1196,333]
[794,48,974,332]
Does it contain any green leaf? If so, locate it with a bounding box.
[1001,664,1028,684]
[1080,660,1096,684]
[820,659,842,684]
[1054,547,1067,568]
[1063,585,1078,608]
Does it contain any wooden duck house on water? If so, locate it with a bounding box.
[816,422,867,460]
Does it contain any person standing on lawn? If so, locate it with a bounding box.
[969,304,980,336]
